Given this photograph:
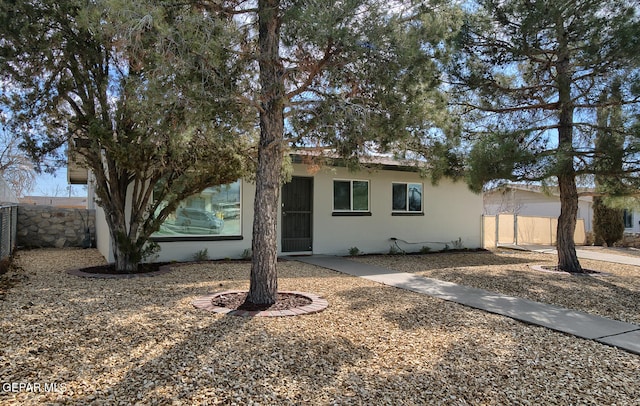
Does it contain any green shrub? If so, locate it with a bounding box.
[593,196,624,246]
[241,248,252,260]
[192,249,209,262]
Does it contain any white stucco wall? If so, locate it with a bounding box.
[92,173,140,263]
[94,203,112,261]
[308,164,482,255]
[92,162,484,263]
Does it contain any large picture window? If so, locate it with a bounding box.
[153,180,241,238]
[333,180,369,212]
[392,183,423,213]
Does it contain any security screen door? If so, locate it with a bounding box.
[281,176,313,252]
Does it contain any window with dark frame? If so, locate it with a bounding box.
[152,180,242,238]
[623,209,633,228]
[392,182,423,213]
[333,180,369,212]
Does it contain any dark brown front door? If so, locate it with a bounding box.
[281,176,313,252]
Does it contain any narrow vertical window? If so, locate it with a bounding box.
[623,209,633,228]
[333,181,351,211]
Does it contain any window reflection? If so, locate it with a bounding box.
[153,181,241,237]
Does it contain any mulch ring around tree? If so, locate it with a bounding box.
[529,264,611,276]
[67,262,174,279]
[67,258,283,279]
[193,290,329,317]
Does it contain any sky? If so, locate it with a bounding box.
[31,168,87,197]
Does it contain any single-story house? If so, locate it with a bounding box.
[70,153,484,263]
[0,177,18,204]
[483,184,595,232]
[484,183,640,234]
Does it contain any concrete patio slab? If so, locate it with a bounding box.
[292,255,640,355]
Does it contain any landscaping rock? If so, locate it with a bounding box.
[0,248,637,404]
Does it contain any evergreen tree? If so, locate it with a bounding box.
[194,0,456,304]
[593,83,625,247]
[449,0,640,272]
[0,0,250,272]
[593,197,624,246]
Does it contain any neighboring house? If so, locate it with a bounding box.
[484,183,640,235]
[483,184,594,232]
[622,208,640,234]
[0,177,18,204]
[70,152,484,263]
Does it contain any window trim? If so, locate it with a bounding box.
[332,179,370,213]
[391,182,424,214]
[151,235,243,243]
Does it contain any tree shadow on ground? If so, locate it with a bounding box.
[380,301,640,404]
[357,250,547,271]
[334,285,400,311]
[66,313,371,403]
[413,267,640,325]
[333,285,639,404]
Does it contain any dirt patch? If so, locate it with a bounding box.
[193,290,327,317]
[529,264,609,276]
[212,291,312,311]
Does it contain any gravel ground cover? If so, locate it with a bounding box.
[0,248,638,405]
[353,248,640,325]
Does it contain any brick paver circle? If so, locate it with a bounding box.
[192,290,329,317]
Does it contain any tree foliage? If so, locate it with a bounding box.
[593,82,625,246]
[448,0,640,272]
[593,197,624,246]
[0,0,250,271]
[188,0,458,304]
[0,118,36,198]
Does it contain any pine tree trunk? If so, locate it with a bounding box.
[555,24,583,273]
[557,172,582,272]
[247,0,284,305]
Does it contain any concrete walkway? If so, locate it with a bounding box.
[292,255,640,356]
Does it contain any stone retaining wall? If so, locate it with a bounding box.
[17,204,95,248]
